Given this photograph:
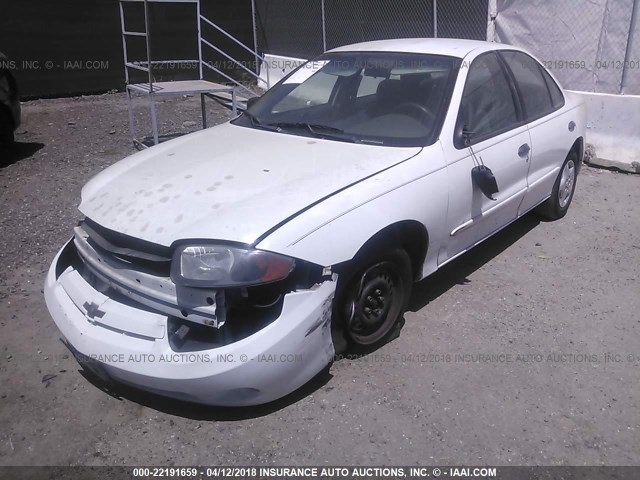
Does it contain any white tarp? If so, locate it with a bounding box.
[493,0,640,94]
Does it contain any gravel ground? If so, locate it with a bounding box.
[0,93,639,467]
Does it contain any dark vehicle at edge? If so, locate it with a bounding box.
[0,51,21,147]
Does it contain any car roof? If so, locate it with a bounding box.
[327,38,517,59]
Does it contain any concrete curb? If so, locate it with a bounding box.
[584,143,640,174]
[585,157,640,174]
[570,91,640,175]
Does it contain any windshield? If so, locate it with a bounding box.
[233,52,460,147]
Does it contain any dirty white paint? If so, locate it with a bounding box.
[44,242,337,406]
[79,123,421,247]
[46,39,588,406]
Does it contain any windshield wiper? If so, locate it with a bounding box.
[264,122,357,143]
[242,111,279,132]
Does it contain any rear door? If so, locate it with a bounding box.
[498,50,571,214]
[440,52,531,263]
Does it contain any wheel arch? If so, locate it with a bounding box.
[570,136,584,166]
[0,67,20,131]
[0,103,14,130]
[335,220,429,282]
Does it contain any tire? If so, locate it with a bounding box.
[536,151,578,220]
[0,107,14,148]
[332,248,412,354]
[0,130,14,146]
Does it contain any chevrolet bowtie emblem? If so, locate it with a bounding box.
[83,301,105,319]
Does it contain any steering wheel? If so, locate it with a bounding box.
[392,102,435,124]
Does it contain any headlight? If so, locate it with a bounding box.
[171,244,295,288]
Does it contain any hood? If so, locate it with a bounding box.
[79,123,420,246]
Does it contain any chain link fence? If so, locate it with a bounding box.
[323,0,435,51]
[254,0,488,60]
[254,0,325,58]
[252,0,638,94]
[436,0,489,40]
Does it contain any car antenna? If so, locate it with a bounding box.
[463,127,483,168]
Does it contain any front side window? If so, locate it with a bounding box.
[235,52,460,147]
[457,52,519,145]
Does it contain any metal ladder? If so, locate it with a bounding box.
[119,0,268,148]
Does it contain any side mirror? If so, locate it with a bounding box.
[471,165,499,201]
[461,126,474,147]
[246,96,260,110]
[461,124,499,200]
[454,124,474,149]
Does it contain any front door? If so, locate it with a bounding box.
[440,52,530,264]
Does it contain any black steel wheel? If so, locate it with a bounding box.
[333,248,412,351]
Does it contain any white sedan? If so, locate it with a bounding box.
[44,39,585,406]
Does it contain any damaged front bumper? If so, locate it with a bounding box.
[44,238,336,406]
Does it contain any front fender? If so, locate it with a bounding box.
[256,145,449,277]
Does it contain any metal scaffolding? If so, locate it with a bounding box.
[119,0,264,147]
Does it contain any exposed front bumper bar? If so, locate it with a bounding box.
[44,241,336,406]
[73,225,223,328]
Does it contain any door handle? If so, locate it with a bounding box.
[518,143,530,159]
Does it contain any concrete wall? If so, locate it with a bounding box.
[571,91,640,173]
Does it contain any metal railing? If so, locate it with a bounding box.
[120,0,267,97]
[121,0,640,98]
[199,13,268,95]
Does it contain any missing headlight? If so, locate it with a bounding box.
[167,259,326,352]
[168,292,284,352]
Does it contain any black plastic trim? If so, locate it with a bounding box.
[83,218,171,259]
[82,220,171,263]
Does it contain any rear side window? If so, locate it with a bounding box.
[458,52,519,144]
[540,66,565,109]
[501,50,560,120]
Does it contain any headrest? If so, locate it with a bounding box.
[376,79,405,104]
